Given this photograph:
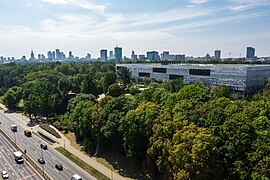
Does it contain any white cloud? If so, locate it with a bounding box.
[228,0,270,12]
[42,0,67,5]
[190,0,209,4]
[40,0,106,11]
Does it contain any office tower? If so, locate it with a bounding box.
[30,50,35,60]
[214,50,221,60]
[109,51,114,60]
[147,51,159,61]
[55,49,60,60]
[131,51,136,61]
[114,46,122,61]
[100,49,107,61]
[175,54,185,61]
[38,54,41,60]
[69,51,74,60]
[52,51,55,60]
[47,51,52,59]
[138,55,146,60]
[246,47,255,59]
[86,53,91,60]
[21,56,26,61]
[161,51,169,60]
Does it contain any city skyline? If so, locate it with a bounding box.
[0,0,270,58]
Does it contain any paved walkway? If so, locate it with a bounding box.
[0,104,127,180]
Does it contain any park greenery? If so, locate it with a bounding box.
[0,62,270,179]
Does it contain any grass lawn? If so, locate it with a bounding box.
[55,147,110,180]
[63,132,83,151]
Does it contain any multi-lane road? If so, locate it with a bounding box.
[0,133,42,179]
[0,112,95,180]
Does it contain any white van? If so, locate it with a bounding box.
[11,125,17,132]
[71,174,82,180]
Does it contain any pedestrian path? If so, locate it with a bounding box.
[0,104,127,180]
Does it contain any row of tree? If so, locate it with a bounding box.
[57,79,270,179]
[1,62,270,179]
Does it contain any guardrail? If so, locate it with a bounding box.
[0,128,52,180]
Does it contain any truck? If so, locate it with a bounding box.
[24,130,32,137]
[13,151,24,163]
[11,125,17,132]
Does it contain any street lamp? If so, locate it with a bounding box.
[14,131,16,146]
[40,144,47,176]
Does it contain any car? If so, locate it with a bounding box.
[71,174,82,180]
[24,130,32,137]
[55,164,63,171]
[2,170,9,179]
[40,144,48,150]
[38,158,45,164]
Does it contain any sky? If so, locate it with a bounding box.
[0,0,270,59]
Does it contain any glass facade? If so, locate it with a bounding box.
[116,64,270,92]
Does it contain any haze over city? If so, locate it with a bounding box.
[0,0,270,58]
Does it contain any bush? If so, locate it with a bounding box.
[129,85,141,95]
[40,123,61,138]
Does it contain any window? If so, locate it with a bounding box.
[169,74,183,80]
[153,68,167,73]
[189,69,210,76]
[139,72,150,77]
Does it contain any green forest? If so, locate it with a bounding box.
[0,62,270,180]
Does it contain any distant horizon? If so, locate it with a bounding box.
[0,0,270,58]
[0,46,268,60]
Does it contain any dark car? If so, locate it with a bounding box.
[40,144,48,150]
[55,164,63,171]
[38,158,45,164]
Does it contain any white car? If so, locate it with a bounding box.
[2,171,9,179]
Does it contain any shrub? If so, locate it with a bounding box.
[40,123,61,138]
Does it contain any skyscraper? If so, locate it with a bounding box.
[30,50,35,60]
[114,46,122,61]
[100,49,107,61]
[246,47,255,59]
[147,51,159,61]
[214,50,221,60]
[109,51,114,60]
[131,51,137,61]
[161,51,169,61]
[69,51,74,60]
[55,49,60,60]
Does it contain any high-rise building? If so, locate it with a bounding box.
[114,46,122,61]
[86,53,91,60]
[147,51,159,61]
[214,50,221,60]
[161,51,169,60]
[30,50,35,60]
[175,54,185,61]
[69,51,74,60]
[47,51,52,60]
[100,49,107,61]
[109,51,114,60]
[131,51,137,61]
[52,51,55,60]
[55,49,60,60]
[246,47,255,59]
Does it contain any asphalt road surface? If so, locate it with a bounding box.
[0,133,42,180]
[0,112,95,180]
